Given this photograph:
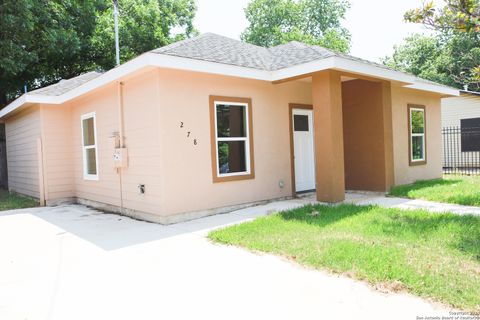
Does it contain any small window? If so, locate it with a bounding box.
[210,96,254,182]
[294,115,309,131]
[81,112,98,180]
[408,105,426,165]
[461,117,480,152]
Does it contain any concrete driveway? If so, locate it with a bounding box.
[0,200,453,320]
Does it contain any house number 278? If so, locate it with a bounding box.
[180,121,198,146]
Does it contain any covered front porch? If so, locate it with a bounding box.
[287,70,395,202]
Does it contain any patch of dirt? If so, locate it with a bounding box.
[374,280,408,294]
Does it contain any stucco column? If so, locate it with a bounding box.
[312,70,345,202]
[381,81,395,190]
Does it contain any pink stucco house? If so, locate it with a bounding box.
[0,33,459,224]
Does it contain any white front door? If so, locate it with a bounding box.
[292,109,316,192]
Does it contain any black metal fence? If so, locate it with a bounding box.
[442,126,480,175]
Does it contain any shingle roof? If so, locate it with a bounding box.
[155,33,458,91]
[29,71,103,96]
[151,33,406,74]
[27,33,455,97]
[152,33,272,70]
[267,41,336,70]
[151,33,338,71]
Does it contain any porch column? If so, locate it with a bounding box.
[312,70,345,202]
[381,81,395,191]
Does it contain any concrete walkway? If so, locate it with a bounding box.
[343,192,480,216]
[1,194,473,320]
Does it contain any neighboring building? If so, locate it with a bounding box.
[0,33,459,224]
[442,90,480,127]
[442,90,480,169]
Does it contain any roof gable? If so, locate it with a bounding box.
[151,33,272,70]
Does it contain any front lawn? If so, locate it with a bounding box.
[209,204,480,310]
[0,189,38,211]
[389,175,480,206]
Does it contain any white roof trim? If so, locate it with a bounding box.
[333,57,414,83]
[0,95,27,117]
[146,53,271,81]
[405,82,459,96]
[271,57,335,80]
[0,52,460,118]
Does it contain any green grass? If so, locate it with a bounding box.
[209,204,480,310]
[0,189,38,211]
[389,175,480,206]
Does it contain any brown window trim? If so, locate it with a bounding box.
[209,95,255,183]
[408,104,427,166]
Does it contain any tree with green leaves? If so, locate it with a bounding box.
[0,0,104,106]
[0,0,32,106]
[241,0,351,52]
[384,33,480,91]
[92,0,197,70]
[405,0,480,33]
[384,35,446,84]
[385,0,479,91]
[0,0,197,108]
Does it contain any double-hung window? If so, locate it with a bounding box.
[81,112,99,180]
[408,105,426,165]
[210,96,254,182]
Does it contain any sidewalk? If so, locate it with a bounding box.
[341,192,480,216]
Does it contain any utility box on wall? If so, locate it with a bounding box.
[113,148,128,168]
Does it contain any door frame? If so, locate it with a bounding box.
[289,103,314,197]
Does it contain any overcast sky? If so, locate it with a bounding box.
[194,0,434,62]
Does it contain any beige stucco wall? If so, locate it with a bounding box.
[5,106,42,198]
[157,68,312,216]
[391,86,443,185]
[342,79,393,192]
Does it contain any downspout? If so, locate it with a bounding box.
[117,81,125,213]
[118,81,125,148]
